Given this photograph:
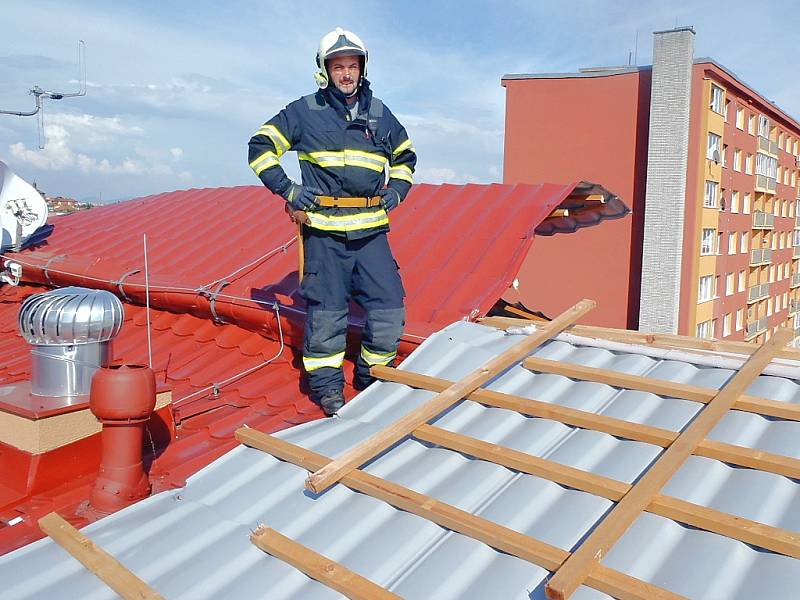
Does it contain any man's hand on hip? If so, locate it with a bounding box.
[378,188,401,212]
[283,182,322,212]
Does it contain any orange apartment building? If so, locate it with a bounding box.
[502,27,800,343]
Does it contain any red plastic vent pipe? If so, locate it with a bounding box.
[88,365,156,515]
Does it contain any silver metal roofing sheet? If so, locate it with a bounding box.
[2,320,800,599]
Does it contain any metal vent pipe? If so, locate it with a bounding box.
[18,286,124,397]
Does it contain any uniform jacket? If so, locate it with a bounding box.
[248,79,417,240]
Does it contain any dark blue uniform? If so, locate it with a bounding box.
[248,80,416,400]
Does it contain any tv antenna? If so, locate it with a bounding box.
[0,40,87,149]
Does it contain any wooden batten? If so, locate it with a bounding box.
[544,329,793,600]
[251,526,400,600]
[235,428,683,600]
[522,356,800,421]
[371,366,800,480]
[304,300,596,494]
[38,513,163,600]
[414,425,800,559]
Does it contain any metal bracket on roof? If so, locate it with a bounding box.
[114,269,141,302]
[198,280,231,324]
[42,254,66,286]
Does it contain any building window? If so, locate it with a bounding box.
[698,275,714,303]
[768,297,773,316]
[710,84,725,114]
[756,153,777,178]
[697,319,714,339]
[744,193,751,214]
[736,308,744,331]
[748,114,756,135]
[701,228,715,255]
[704,181,718,208]
[741,231,748,254]
[733,149,741,171]
[728,232,737,255]
[724,100,731,122]
[745,153,753,175]
[707,133,721,161]
[726,272,734,296]
[738,270,746,292]
[731,190,739,213]
[722,144,728,167]
[736,107,745,129]
[758,114,770,138]
[723,313,732,337]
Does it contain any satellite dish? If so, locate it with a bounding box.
[712,149,721,164]
[0,161,48,252]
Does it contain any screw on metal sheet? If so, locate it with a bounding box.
[174,494,183,501]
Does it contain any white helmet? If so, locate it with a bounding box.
[314,27,368,89]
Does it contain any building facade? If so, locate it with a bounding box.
[502,27,800,342]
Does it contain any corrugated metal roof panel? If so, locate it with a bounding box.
[2,320,799,598]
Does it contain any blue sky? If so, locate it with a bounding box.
[1,0,798,202]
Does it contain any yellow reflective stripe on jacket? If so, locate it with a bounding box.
[389,164,414,183]
[344,149,387,173]
[249,150,280,175]
[392,138,414,157]
[299,151,344,168]
[299,149,388,173]
[360,345,396,366]
[302,352,345,372]
[254,125,291,157]
[305,209,389,232]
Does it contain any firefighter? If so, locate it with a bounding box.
[248,28,416,416]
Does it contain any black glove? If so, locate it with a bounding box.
[283,183,322,212]
[378,187,401,212]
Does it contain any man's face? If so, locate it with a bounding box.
[327,54,361,95]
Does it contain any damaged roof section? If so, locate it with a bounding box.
[4,315,800,599]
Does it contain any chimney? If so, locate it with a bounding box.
[639,27,696,333]
[18,287,124,398]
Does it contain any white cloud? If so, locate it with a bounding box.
[414,166,458,183]
[9,113,177,177]
[170,147,183,160]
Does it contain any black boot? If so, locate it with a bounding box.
[318,389,345,416]
[352,374,374,391]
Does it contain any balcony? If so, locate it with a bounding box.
[792,273,800,289]
[794,246,800,258]
[745,317,768,340]
[750,248,772,266]
[791,300,800,314]
[752,211,775,229]
[796,214,800,228]
[747,283,770,303]
[770,140,780,155]
[756,174,777,193]
[758,136,771,153]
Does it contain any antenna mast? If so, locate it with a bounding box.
[0,40,87,148]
